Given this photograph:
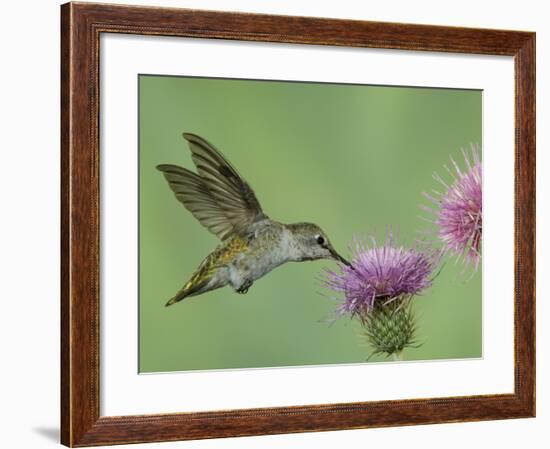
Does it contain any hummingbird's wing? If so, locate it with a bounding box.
[157,133,267,241]
[156,164,237,239]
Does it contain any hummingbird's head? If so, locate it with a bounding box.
[287,223,352,267]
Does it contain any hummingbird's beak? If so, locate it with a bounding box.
[330,247,353,268]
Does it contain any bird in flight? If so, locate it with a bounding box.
[157,133,351,307]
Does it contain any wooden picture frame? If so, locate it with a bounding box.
[61,2,535,446]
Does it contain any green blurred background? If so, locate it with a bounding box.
[139,75,482,373]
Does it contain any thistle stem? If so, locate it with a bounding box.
[392,351,403,362]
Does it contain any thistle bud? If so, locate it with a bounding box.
[360,297,416,360]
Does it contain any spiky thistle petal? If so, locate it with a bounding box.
[423,145,482,268]
[324,233,441,319]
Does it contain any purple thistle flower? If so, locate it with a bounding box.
[423,145,482,268]
[324,233,441,319]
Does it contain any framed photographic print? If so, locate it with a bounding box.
[61,2,535,446]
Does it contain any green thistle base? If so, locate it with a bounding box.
[361,297,418,360]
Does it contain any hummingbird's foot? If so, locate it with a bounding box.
[236,279,253,294]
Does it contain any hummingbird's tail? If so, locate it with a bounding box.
[165,249,223,307]
[165,293,187,307]
[165,282,195,307]
[165,276,211,307]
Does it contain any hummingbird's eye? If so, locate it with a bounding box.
[316,235,325,246]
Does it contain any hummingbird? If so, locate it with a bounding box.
[157,133,351,307]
